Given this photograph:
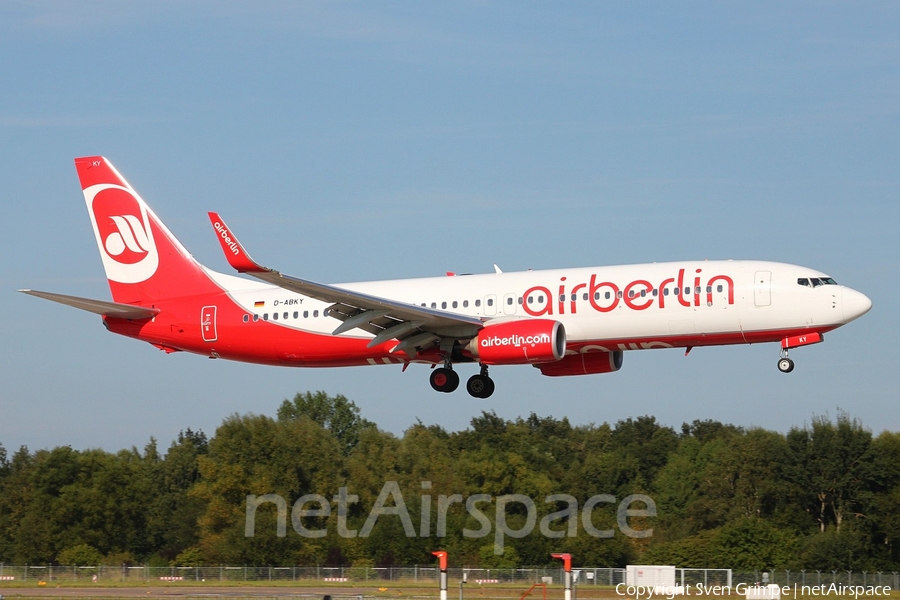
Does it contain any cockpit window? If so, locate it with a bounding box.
[799,276,838,287]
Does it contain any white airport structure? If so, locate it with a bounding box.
[626,565,686,596]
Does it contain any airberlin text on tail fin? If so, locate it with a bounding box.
[75,156,219,304]
[207,212,268,273]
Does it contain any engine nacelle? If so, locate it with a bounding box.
[466,319,566,365]
[536,350,623,377]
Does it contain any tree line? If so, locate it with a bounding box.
[0,391,898,571]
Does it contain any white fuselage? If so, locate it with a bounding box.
[209,259,869,355]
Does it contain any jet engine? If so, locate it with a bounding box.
[465,319,565,365]
[536,350,623,376]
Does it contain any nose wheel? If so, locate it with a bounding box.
[430,367,459,393]
[777,358,794,373]
[777,350,795,373]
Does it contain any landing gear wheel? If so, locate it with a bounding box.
[430,367,459,393]
[466,374,495,399]
[481,377,495,398]
[777,358,795,373]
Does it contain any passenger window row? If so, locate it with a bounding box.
[423,299,483,309]
[241,283,732,323]
[418,284,729,312]
[242,309,325,323]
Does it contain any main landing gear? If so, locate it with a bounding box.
[429,364,495,398]
[429,367,459,393]
[777,349,795,373]
[466,365,495,399]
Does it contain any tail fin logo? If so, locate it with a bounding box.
[84,184,159,284]
[105,215,152,258]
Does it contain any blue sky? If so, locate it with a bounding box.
[1,2,897,452]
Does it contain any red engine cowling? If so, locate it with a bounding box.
[466,319,566,365]
[537,350,623,376]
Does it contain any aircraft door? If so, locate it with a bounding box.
[754,271,771,307]
[484,295,497,316]
[201,306,218,342]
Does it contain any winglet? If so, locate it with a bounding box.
[207,212,267,273]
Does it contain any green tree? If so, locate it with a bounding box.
[277,391,374,456]
[192,412,344,565]
[172,546,204,567]
[709,518,798,569]
[4,395,900,569]
[577,416,677,498]
[862,431,900,566]
[57,543,103,566]
[799,522,875,570]
[0,446,44,562]
[144,429,209,562]
[788,412,874,533]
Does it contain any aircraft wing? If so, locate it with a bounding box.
[19,290,160,319]
[207,213,484,354]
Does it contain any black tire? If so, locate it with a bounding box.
[466,374,495,398]
[480,376,495,398]
[777,358,794,373]
[430,368,459,393]
[444,369,460,392]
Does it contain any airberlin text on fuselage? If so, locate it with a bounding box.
[213,221,240,256]
[522,268,734,316]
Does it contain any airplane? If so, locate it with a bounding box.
[21,156,872,399]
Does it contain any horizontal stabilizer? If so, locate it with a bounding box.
[19,290,160,319]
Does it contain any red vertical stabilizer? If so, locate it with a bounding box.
[75,156,219,305]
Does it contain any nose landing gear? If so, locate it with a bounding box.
[777,350,795,373]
